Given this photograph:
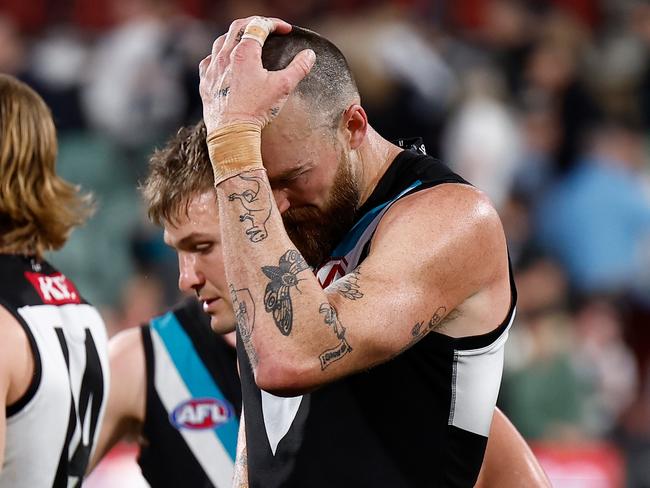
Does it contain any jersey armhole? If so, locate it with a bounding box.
[139,325,155,431]
[0,300,43,418]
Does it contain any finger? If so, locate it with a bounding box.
[236,17,292,59]
[276,49,316,95]
[210,34,226,58]
[199,54,211,78]
[214,16,256,62]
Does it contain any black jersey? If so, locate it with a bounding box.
[239,146,517,487]
[0,254,109,487]
[138,298,241,488]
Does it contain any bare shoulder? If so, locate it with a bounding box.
[108,327,146,421]
[372,183,507,275]
[0,305,26,349]
[0,306,30,378]
[0,305,35,408]
[109,327,146,380]
[367,183,510,337]
[378,183,504,241]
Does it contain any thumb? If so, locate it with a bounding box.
[279,49,316,94]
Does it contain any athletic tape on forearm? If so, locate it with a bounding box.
[206,122,264,185]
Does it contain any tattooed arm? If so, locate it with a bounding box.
[214,171,510,395]
[232,410,249,488]
[199,17,511,395]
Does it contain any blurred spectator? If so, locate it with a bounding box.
[81,0,210,149]
[512,102,562,201]
[443,66,522,209]
[502,257,588,440]
[535,119,650,295]
[0,13,26,75]
[521,10,601,173]
[572,299,639,437]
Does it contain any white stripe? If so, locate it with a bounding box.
[261,391,303,455]
[151,331,234,488]
[449,308,516,436]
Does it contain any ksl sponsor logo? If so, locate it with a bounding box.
[24,272,81,305]
[170,398,232,430]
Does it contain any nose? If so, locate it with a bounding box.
[272,188,291,214]
[177,253,204,294]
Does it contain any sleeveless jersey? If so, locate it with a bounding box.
[239,144,517,487]
[0,254,109,488]
[138,298,241,488]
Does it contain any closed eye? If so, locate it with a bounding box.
[193,242,214,254]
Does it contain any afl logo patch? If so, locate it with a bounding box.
[170,398,232,430]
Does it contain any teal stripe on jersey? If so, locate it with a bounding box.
[331,180,423,257]
[151,312,238,460]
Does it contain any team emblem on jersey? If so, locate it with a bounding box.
[316,257,349,288]
[170,397,233,430]
[24,271,81,305]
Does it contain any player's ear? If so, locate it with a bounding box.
[341,104,367,150]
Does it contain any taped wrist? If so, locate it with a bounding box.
[206,122,264,185]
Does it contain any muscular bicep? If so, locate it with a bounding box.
[88,327,146,473]
[319,184,509,376]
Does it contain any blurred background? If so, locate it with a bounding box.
[1,0,649,486]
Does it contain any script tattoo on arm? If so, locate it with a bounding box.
[410,306,447,343]
[228,174,272,243]
[318,303,353,370]
[330,268,363,300]
[262,250,310,336]
[230,285,258,367]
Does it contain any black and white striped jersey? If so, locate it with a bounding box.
[0,254,109,488]
[239,144,517,487]
[138,299,241,488]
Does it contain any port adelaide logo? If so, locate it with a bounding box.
[170,397,233,430]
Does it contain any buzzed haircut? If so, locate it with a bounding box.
[262,26,359,127]
[142,120,214,226]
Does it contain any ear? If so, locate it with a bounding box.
[341,104,368,150]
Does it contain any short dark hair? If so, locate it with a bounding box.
[142,120,213,226]
[262,26,359,127]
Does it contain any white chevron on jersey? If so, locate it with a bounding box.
[260,391,303,455]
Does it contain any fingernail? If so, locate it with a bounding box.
[307,49,316,62]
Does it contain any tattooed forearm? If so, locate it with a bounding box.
[228,174,272,242]
[411,306,447,343]
[262,250,310,336]
[318,303,353,370]
[231,285,258,367]
[330,268,363,300]
[232,445,248,488]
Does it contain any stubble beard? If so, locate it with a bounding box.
[282,154,361,268]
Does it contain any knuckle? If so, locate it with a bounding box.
[215,52,228,66]
[279,75,292,93]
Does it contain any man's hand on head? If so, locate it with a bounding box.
[199,16,316,134]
